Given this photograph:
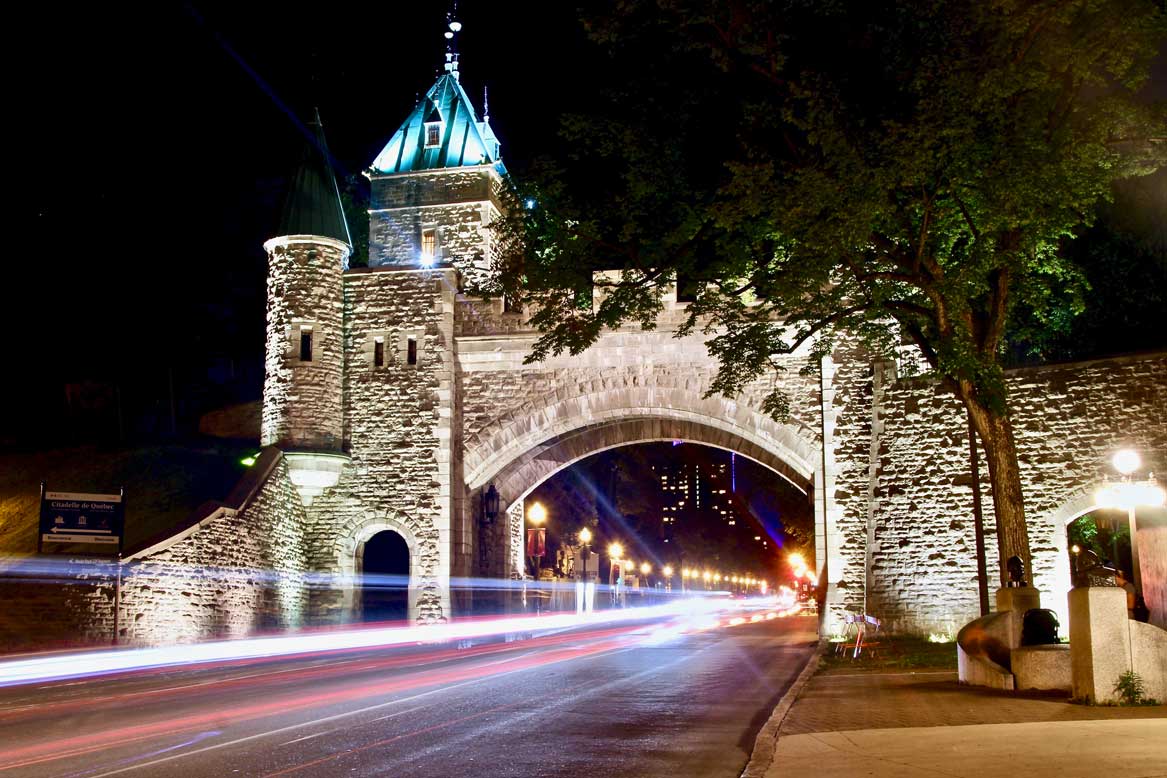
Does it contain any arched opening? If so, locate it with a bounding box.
[473,435,815,617]
[1042,490,1167,630]
[360,530,410,623]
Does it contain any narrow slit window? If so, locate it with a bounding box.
[420,229,437,262]
[407,336,418,366]
[425,123,441,148]
[299,328,313,362]
[373,337,385,367]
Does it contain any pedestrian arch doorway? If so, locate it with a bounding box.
[360,530,410,623]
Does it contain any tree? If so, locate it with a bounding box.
[491,0,1166,581]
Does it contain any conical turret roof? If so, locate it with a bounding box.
[371,74,503,175]
[278,110,352,247]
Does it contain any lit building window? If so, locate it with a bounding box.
[425,122,441,148]
[421,229,437,263]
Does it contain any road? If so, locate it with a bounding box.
[0,612,817,778]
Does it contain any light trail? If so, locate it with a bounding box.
[0,629,640,773]
[0,595,784,689]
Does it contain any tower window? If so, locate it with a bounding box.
[374,337,385,367]
[299,327,313,362]
[407,336,418,366]
[424,123,441,148]
[421,229,437,262]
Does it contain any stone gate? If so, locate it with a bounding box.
[12,61,1162,652]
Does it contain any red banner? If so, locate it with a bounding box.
[526,527,546,558]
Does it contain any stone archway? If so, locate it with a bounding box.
[336,514,425,624]
[1042,486,1167,629]
[360,530,411,623]
[465,410,826,620]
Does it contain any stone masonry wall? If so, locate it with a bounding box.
[262,237,347,451]
[455,319,829,589]
[303,266,456,624]
[116,457,309,645]
[369,169,502,288]
[821,344,879,624]
[867,353,1167,635]
[0,562,117,652]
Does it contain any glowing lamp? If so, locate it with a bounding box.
[662,565,674,578]
[579,527,592,544]
[1095,482,1165,510]
[527,502,547,525]
[608,542,624,560]
[640,562,652,575]
[1112,449,1141,475]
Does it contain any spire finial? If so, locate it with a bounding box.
[443,2,462,81]
[483,85,489,122]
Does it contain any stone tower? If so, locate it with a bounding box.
[367,54,504,286]
[261,111,352,453]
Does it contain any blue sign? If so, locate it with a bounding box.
[39,489,124,554]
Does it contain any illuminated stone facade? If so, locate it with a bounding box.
[12,72,1164,651]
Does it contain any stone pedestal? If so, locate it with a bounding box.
[1012,644,1071,691]
[996,586,1042,648]
[1069,586,1131,704]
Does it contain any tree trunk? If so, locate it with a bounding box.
[965,399,1032,587]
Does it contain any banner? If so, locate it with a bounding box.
[525,527,546,558]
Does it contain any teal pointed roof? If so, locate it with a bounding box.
[278,110,352,247]
[371,74,503,174]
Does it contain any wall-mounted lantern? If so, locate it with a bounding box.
[482,483,500,524]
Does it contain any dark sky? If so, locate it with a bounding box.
[5,3,1165,446]
[7,2,590,443]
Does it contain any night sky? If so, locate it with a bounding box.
[6,3,1166,447]
[8,2,591,444]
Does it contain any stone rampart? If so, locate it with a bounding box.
[867,353,1167,635]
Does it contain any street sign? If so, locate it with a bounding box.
[39,487,124,555]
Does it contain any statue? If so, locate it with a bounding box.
[1071,549,1116,588]
[1006,555,1028,587]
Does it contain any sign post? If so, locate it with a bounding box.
[39,486,125,554]
[40,484,125,645]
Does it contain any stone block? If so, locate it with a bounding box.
[1011,644,1071,691]
[1069,586,1131,704]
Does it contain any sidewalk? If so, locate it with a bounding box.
[750,660,1167,778]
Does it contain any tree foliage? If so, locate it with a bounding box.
[489,0,1165,577]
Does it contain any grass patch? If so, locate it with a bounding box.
[0,441,257,554]
[821,635,957,673]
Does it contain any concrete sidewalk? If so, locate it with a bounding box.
[751,667,1167,778]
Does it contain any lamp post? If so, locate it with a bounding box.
[526,502,548,579]
[608,542,624,605]
[576,527,595,613]
[1094,449,1165,593]
[662,564,674,592]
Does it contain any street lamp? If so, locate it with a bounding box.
[1095,449,1164,592]
[526,502,548,579]
[576,527,594,581]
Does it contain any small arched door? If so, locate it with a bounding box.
[361,530,410,623]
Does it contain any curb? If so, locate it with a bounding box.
[740,645,822,778]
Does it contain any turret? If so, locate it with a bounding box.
[261,110,351,452]
[367,41,505,287]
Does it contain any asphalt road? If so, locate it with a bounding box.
[0,613,817,778]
